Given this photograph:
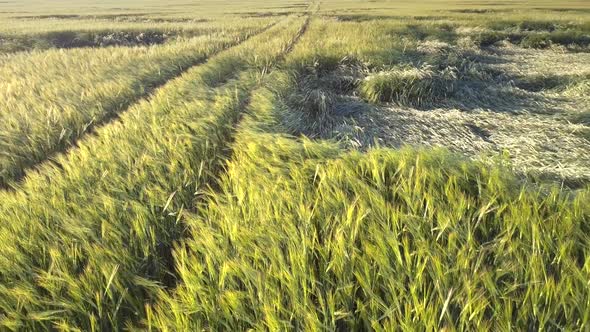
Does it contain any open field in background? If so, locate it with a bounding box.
[0,16,275,53]
[0,0,589,330]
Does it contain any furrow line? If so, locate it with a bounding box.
[0,19,281,189]
[0,17,308,331]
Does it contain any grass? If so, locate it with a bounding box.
[0,22,271,187]
[473,30,590,48]
[0,17,307,330]
[0,0,589,330]
[359,65,457,106]
[0,17,274,53]
[147,71,590,330]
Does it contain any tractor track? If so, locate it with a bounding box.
[1,19,282,190]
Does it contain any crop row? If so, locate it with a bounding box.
[0,16,307,330]
[0,17,275,53]
[0,20,273,188]
[148,65,590,330]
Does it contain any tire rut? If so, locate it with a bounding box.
[1,20,281,190]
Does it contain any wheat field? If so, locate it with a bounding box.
[0,0,589,330]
